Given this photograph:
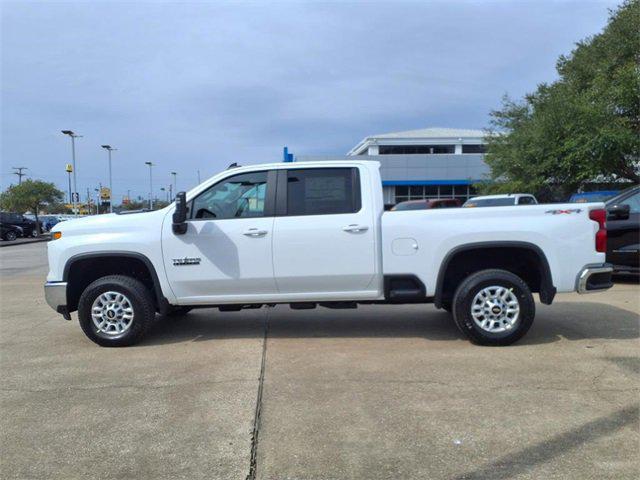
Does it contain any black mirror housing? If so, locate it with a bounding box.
[172,192,188,234]
[607,203,630,220]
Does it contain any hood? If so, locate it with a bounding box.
[52,209,168,236]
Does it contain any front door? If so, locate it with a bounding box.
[162,170,277,304]
[272,167,378,299]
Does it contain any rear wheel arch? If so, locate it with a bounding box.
[434,241,555,308]
[63,252,168,313]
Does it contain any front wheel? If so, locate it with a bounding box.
[78,275,156,347]
[452,269,535,346]
[3,231,17,241]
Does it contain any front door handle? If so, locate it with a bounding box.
[342,224,369,233]
[243,228,268,237]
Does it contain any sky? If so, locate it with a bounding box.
[1,0,620,203]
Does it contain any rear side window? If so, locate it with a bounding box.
[286,168,361,216]
[518,196,536,205]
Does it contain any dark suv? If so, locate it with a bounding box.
[605,186,639,274]
[391,198,461,211]
[0,212,39,237]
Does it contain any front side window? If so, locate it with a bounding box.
[286,168,360,216]
[518,196,536,205]
[623,191,640,213]
[191,171,267,219]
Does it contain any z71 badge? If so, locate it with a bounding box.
[172,257,201,266]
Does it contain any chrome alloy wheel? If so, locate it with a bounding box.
[91,291,134,336]
[470,286,520,333]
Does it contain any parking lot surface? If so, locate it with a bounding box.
[1,242,638,479]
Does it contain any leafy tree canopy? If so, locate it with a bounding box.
[0,180,65,231]
[482,0,639,198]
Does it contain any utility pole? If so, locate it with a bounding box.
[101,145,117,213]
[197,170,201,184]
[170,171,177,201]
[62,130,82,216]
[168,183,173,203]
[145,162,154,210]
[12,167,28,184]
[65,164,73,204]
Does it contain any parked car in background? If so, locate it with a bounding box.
[0,212,40,237]
[570,191,619,203]
[605,186,639,274]
[391,198,461,211]
[40,216,61,232]
[0,223,23,241]
[463,194,538,208]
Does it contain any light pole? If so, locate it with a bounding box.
[170,171,177,201]
[62,130,82,216]
[145,162,154,210]
[101,145,117,213]
[62,131,81,211]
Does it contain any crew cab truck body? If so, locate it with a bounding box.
[44,161,613,347]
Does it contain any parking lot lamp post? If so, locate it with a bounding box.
[101,145,117,213]
[145,162,154,210]
[61,130,82,216]
[171,171,177,201]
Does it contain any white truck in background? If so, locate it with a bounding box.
[45,161,613,347]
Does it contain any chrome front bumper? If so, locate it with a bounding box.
[576,264,613,294]
[44,281,71,319]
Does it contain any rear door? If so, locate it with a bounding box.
[271,166,378,299]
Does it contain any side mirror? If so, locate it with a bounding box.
[172,192,188,234]
[607,203,630,220]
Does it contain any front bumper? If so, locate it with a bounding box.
[44,281,71,320]
[576,264,614,294]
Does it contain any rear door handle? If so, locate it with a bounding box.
[243,228,268,237]
[342,224,369,233]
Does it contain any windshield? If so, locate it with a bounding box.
[465,197,516,207]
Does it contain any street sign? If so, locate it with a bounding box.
[65,164,73,173]
[100,187,111,200]
[72,192,80,202]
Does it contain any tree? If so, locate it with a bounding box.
[482,0,640,199]
[0,180,65,234]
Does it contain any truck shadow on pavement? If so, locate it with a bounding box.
[142,301,639,347]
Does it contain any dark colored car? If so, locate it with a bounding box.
[0,223,22,241]
[605,186,639,274]
[0,212,39,237]
[391,198,461,211]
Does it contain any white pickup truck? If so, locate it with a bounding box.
[45,161,613,347]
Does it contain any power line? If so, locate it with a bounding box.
[12,167,28,184]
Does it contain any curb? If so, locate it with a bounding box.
[0,236,50,248]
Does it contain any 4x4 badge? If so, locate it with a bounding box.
[173,257,201,266]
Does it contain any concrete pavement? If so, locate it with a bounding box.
[1,243,638,479]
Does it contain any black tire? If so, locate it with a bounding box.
[452,269,535,346]
[31,229,38,237]
[78,275,156,347]
[164,306,193,317]
[4,231,17,241]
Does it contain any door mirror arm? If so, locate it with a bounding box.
[172,192,188,234]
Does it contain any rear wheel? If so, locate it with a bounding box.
[78,275,155,347]
[452,269,535,346]
[3,231,17,241]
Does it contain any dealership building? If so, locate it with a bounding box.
[297,127,490,205]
